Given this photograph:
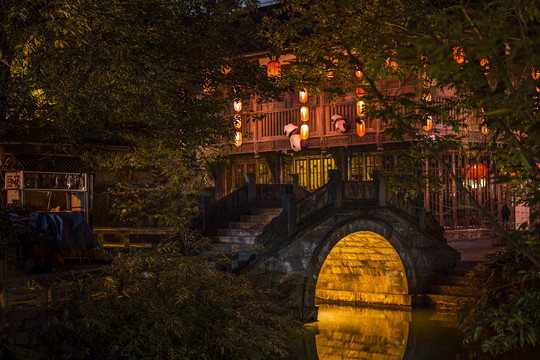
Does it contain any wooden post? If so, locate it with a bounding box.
[328,169,343,208]
[282,193,297,235]
[245,173,256,204]
[198,195,210,232]
[374,170,386,207]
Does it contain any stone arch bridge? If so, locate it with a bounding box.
[240,170,460,319]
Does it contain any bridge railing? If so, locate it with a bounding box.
[280,169,440,237]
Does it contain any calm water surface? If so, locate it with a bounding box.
[288,304,533,360]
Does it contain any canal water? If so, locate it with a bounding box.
[287,304,534,360]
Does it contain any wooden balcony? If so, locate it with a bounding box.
[230,99,383,155]
[228,96,439,155]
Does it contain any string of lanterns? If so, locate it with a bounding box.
[356,86,366,137]
[233,99,242,147]
[299,87,309,141]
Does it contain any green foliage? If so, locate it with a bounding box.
[459,247,540,355]
[43,240,297,359]
[263,0,540,355]
[1,0,281,227]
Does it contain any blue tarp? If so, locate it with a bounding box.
[31,212,98,253]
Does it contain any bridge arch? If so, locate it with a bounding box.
[304,219,418,309]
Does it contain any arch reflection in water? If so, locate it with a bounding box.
[315,304,410,360]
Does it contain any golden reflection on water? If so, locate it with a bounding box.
[315,304,410,360]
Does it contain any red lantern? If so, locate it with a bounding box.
[233,99,242,112]
[300,123,309,140]
[300,106,309,122]
[480,58,490,75]
[234,114,241,129]
[453,47,466,64]
[234,132,242,147]
[355,69,363,78]
[299,88,308,103]
[356,100,365,117]
[356,87,366,96]
[481,124,489,134]
[466,163,487,179]
[356,119,366,137]
[532,68,540,80]
[267,59,281,77]
[422,115,433,131]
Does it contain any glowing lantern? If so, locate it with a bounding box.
[233,99,242,112]
[300,123,309,140]
[480,58,490,75]
[481,124,489,135]
[267,58,281,77]
[234,114,241,129]
[422,92,432,102]
[423,115,433,131]
[234,132,242,147]
[532,68,540,80]
[355,69,363,78]
[299,88,308,103]
[356,119,366,137]
[453,46,465,64]
[356,100,365,117]
[386,58,398,70]
[356,87,366,96]
[466,163,487,179]
[300,106,309,122]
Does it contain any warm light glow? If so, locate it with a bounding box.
[267,59,281,77]
[422,115,433,131]
[233,114,241,129]
[300,106,309,122]
[481,124,489,135]
[234,132,242,147]
[299,88,308,103]
[315,304,410,360]
[356,119,366,137]
[233,99,242,112]
[315,231,409,307]
[356,87,366,96]
[480,58,490,75]
[466,163,488,179]
[453,46,465,64]
[422,92,432,102]
[355,69,363,78]
[533,68,540,80]
[356,100,365,117]
[386,57,398,70]
[300,123,309,140]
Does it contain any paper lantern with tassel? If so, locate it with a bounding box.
[300,106,309,122]
[356,119,366,137]
[299,88,308,103]
[234,132,242,147]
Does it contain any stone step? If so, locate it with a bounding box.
[426,293,478,312]
[228,221,265,230]
[448,237,499,249]
[448,267,473,276]
[212,243,256,254]
[212,235,256,245]
[217,228,261,237]
[239,214,276,223]
[436,275,468,286]
[249,208,282,215]
[429,284,475,297]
